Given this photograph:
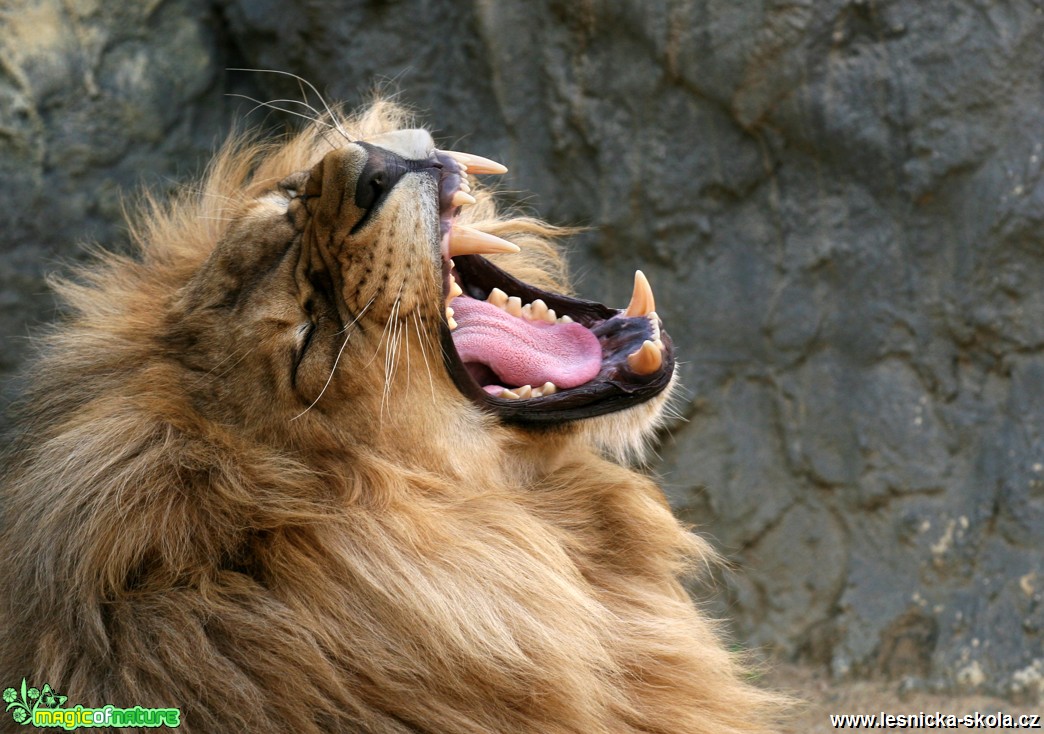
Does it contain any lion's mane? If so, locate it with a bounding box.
[0,101,782,733]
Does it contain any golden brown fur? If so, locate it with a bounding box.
[0,101,781,732]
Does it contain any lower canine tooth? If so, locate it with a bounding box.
[451,190,476,206]
[627,340,662,375]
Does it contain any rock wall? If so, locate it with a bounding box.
[2,0,1042,699]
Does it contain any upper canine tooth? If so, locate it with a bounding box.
[625,270,656,317]
[448,225,520,257]
[488,287,508,308]
[506,296,523,317]
[441,150,509,175]
[451,190,477,207]
[627,340,662,375]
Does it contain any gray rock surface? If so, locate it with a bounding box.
[2,0,1042,699]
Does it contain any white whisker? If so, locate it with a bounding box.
[412,309,436,404]
[226,69,352,140]
[228,93,336,129]
[290,295,376,421]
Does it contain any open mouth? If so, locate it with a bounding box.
[428,149,675,425]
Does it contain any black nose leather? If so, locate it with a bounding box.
[355,143,409,212]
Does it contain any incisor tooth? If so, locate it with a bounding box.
[559,314,573,324]
[515,385,533,399]
[448,317,458,330]
[500,389,520,399]
[446,281,463,306]
[521,303,533,320]
[441,150,509,174]
[451,190,476,207]
[448,226,520,257]
[545,308,557,323]
[625,270,656,317]
[506,296,523,317]
[648,311,661,340]
[627,340,662,375]
[541,381,557,395]
[488,288,508,307]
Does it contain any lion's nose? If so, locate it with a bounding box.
[354,144,410,212]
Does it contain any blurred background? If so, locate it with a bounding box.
[1,0,1042,706]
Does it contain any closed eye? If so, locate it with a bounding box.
[291,322,316,386]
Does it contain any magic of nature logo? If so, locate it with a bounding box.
[3,679,180,729]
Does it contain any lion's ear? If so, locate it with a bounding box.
[278,171,309,198]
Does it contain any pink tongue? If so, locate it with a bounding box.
[450,297,601,389]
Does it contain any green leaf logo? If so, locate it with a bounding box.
[4,678,68,726]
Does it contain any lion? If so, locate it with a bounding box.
[0,99,782,732]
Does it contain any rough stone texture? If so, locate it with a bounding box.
[2,0,1043,699]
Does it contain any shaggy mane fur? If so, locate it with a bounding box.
[0,100,782,732]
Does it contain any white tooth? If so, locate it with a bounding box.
[521,303,533,320]
[448,225,520,257]
[500,389,520,399]
[460,181,472,193]
[451,190,476,206]
[541,381,557,395]
[558,314,573,324]
[515,384,533,399]
[648,311,660,340]
[627,340,662,375]
[654,338,664,350]
[441,150,509,174]
[488,287,508,308]
[530,299,549,321]
[446,281,463,305]
[545,308,557,323]
[506,296,523,317]
[530,387,543,398]
[625,270,656,317]
[448,317,458,330]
